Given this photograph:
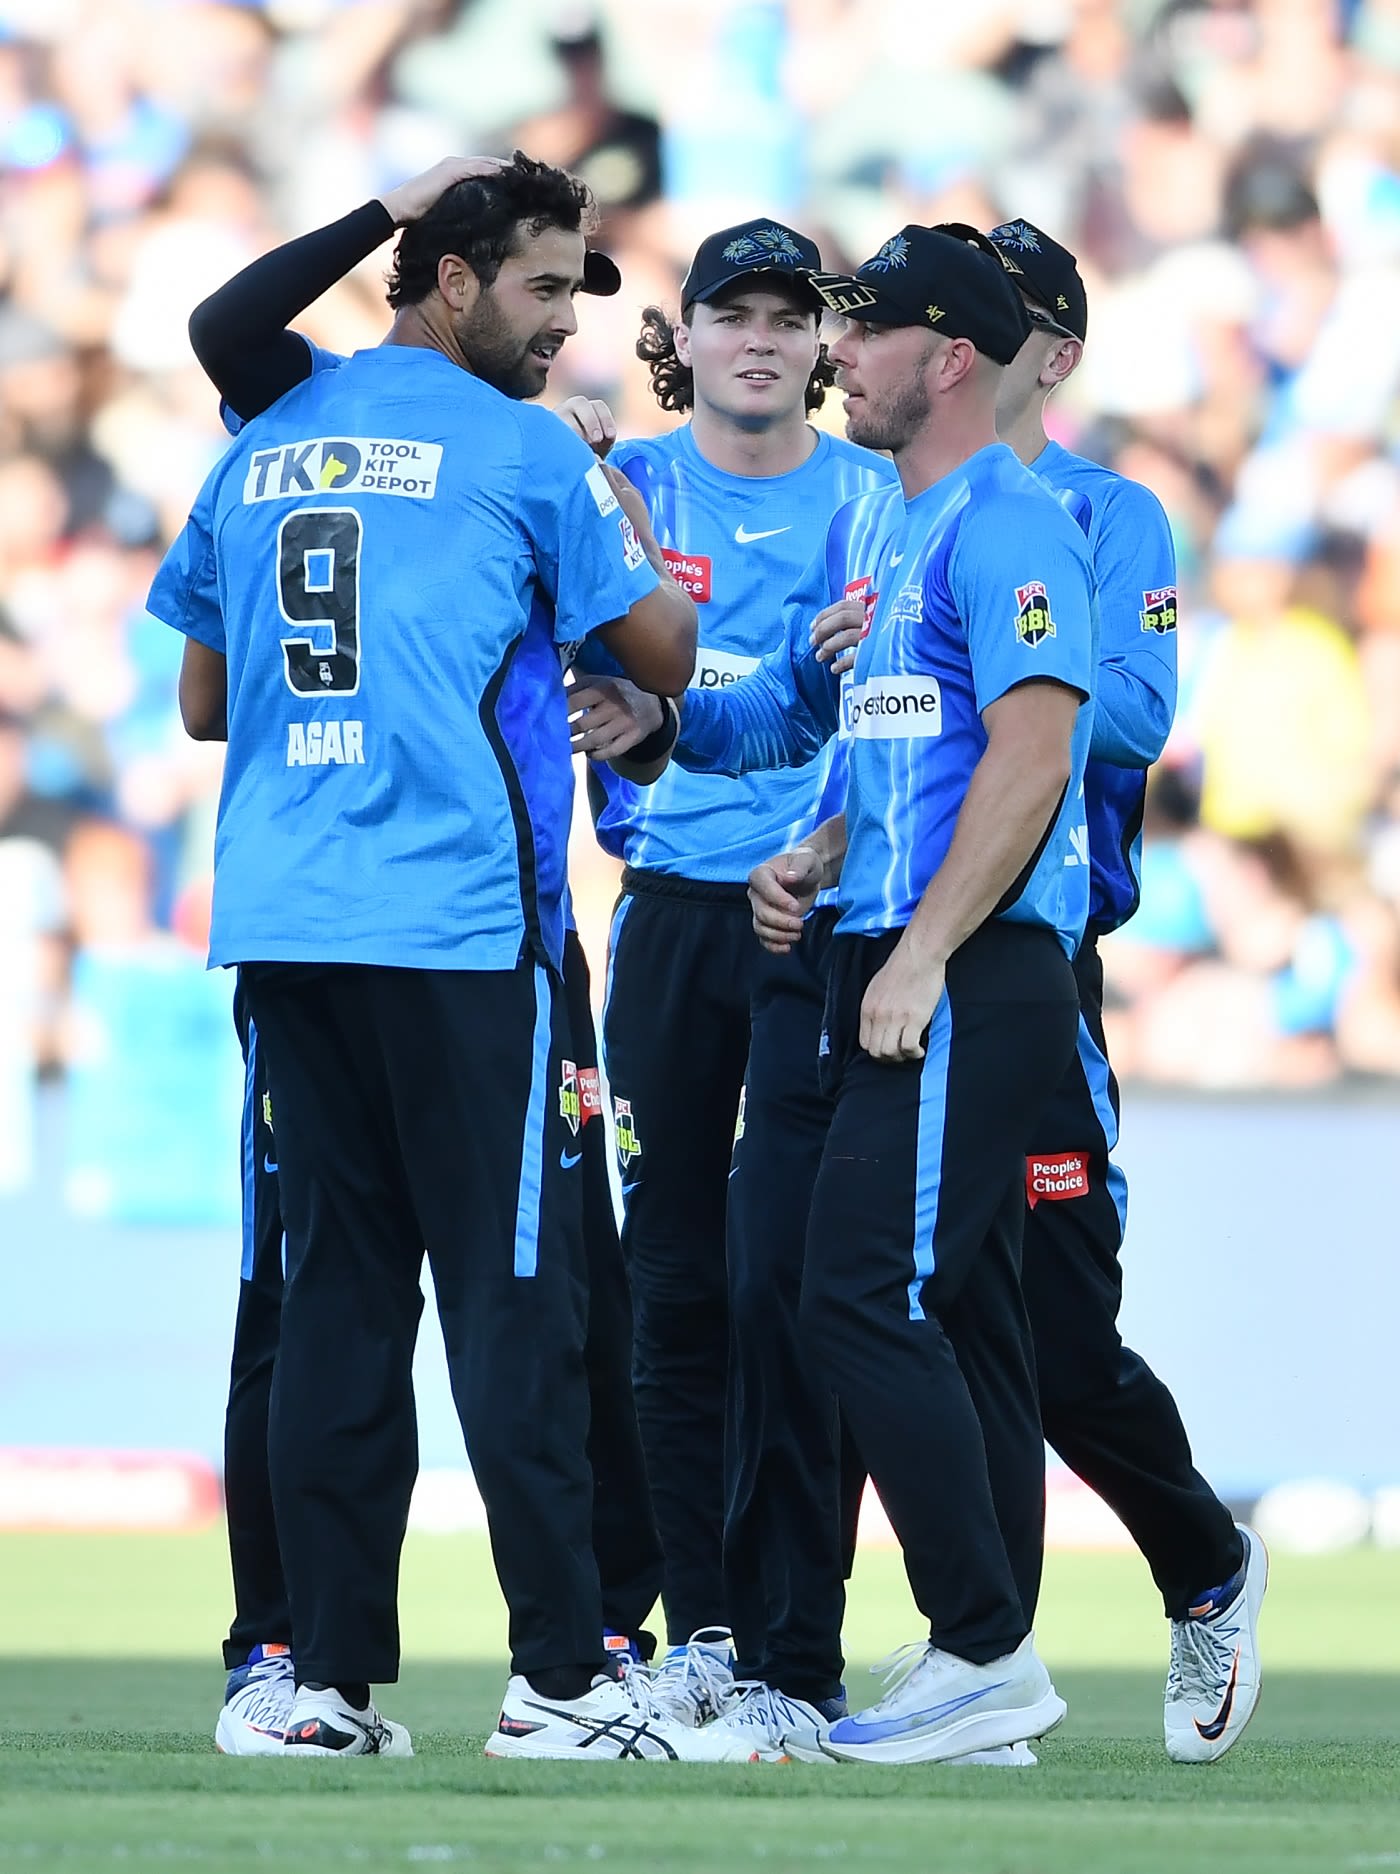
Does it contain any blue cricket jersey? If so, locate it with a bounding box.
[584,423,895,882]
[1031,442,1177,936]
[677,444,1097,953]
[148,343,659,973]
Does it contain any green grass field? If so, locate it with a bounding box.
[1,1531,1397,1873]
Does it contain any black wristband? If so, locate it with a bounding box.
[626,698,681,766]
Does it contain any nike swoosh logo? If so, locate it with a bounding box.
[889,551,904,565]
[1193,1646,1241,1741]
[735,524,791,544]
[833,1681,1006,1744]
[263,1155,278,1174]
[560,1149,583,1170]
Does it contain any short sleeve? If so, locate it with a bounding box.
[517,417,660,647]
[146,480,224,653]
[947,494,1095,716]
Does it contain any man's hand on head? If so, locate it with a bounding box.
[379,157,506,227]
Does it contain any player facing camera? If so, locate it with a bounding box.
[386,150,621,400]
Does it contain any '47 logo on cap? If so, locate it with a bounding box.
[1015,580,1056,648]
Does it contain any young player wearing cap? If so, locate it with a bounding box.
[674,226,1096,1763]
[570,220,895,1724]
[985,219,1267,1766]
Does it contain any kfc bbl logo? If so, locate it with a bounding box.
[1015,580,1055,647]
[1140,586,1178,635]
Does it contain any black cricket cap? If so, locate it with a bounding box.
[986,219,1088,341]
[582,249,621,296]
[680,218,825,312]
[807,225,1031,365]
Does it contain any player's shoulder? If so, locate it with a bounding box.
[1041,442,1170,540]
[826,477,902,548]
[816,431,899,488]
[504,398,603,484]
[607,432,680,475]
[960,445,1091,553]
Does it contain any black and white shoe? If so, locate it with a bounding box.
[484,1671,700,1761]
[282,1686,413,1757]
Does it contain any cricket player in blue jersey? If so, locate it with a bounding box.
[718,225,1094,1765]
[148,156,703,1763]
[182,158,669,1754]
[985,220,1266,1764]
[674,220,1266,1765]
[570,219,894,1722]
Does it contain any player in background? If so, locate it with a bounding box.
[150,156,701,1761]
[747,226,1092,1765]
[983,220,1266,1765]
[571,220,895,1723]
[187,158,671,1755]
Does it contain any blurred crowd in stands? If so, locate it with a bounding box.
[1,0,1398,1106]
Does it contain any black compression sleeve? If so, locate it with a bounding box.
[187,200,395,423]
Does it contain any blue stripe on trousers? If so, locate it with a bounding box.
[1076,1014,1128,1243]
[513,962,553,1278]
[909,995,955,1321]
[239,1018,258,1282]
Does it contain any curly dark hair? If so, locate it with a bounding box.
[636,300,838,416]
[387,151,596,308]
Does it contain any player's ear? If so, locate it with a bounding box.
[437,253,480,314]
[1043,336,1082,388]
[673,314,694,368]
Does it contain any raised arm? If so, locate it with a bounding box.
[187,158,501,422]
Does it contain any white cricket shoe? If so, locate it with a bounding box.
[819,1635,1065,1765]
[683,1682,846,1763]
[948,1742,1038,1766]
[645,1627,737,1727]
[282,1686,412,1757]
[215,1644,295,1756]
[1165,1524,1268,1763]
[484,1669,702,1760]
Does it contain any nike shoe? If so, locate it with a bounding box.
[683,1681,847,1763]
[483,1669,703,1760]
[949,1742,1038,1767]
[282,1685,413,1757]
[819,1635,1066,1765]
[1165,1523,1268,1763]
[215,1643,295,1756]
[645,1627,737,1727]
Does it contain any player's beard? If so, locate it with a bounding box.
[457,291,552,401]
[844,369,932,453]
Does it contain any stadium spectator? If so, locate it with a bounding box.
[0,0,1395,1183]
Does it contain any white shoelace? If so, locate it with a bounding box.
[866,1640,935,1700]
[715,1683,809,1746]
[1167,1609,1239,1703]
[616,1658,669,1722]
[648,1628,736,1720]
[230,1654,294,1725]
